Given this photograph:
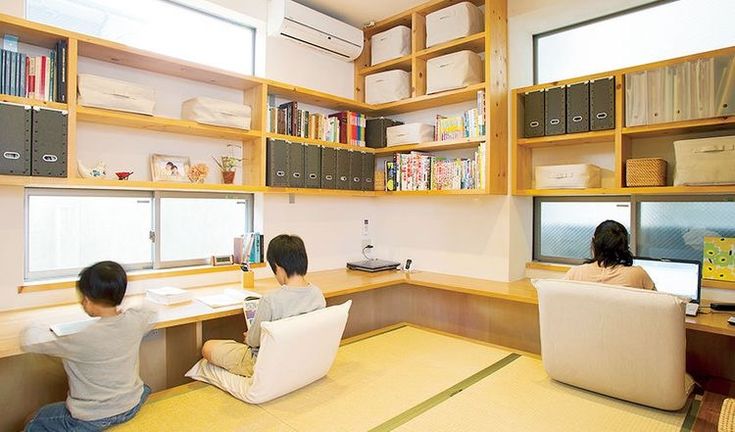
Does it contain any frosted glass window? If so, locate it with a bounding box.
[160,195,250,264]
[536,0,735,83]
[27,191,153,279]
[27,0,256,74]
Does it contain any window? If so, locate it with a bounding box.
[534,0,735,83]
[25,189,253,280]
[534,196,735,264]
[27,0,257,75]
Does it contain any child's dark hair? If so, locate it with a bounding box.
[266,234,308,277]
[77,261,128,306]
[585,220,634,268]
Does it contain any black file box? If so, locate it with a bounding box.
[590,77,615,130]
[0,103,31,176]
[336,149,351,190]
[544,86,566,136]
[304,144,321,189]
[366,118,402,148]
[361,153,375,191]
[349,151,363,191]
[266,138,289,187]
[31,107,67,177]
[522,90,544,137]
[566,81,590,133]
[321,147,337,189]
[287,141,304,188]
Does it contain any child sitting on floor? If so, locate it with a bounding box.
[22,261,155,431]
[202,234,326,376]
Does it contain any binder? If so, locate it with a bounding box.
[336,149,350,190]
[320,147,337,189]
[304,144,321,189]
[672,62,690,122]
[544,86,566,135]
[625,71,647,126]
[646,68,664,124]
[287,141,304,188]
[361,152,375,191]
[266,138,289,187]
[590,77,615,130]
[31,107,67,177]
[366,118,402,148]
[522,90,544,137]
[349,150,363,191]
[0,102,31,176]
[715,54,735,116]
[566,82,589,133]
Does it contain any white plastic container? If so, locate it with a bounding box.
[674,135,735,185]
[425,2,484,48]
[365,70,410,105]
[78,74,156,115]
[535,164,601,189]
[386,123,435,146]
[182,97,252,129]
[426,50,483,94]
[371,26,411,65]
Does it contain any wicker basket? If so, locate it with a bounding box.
[626,158,667,187]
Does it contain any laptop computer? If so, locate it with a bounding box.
[347,258,401,273]
[632,257,702,316]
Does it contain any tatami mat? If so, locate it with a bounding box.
[393,355,692,432]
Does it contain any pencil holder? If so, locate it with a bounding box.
[241,271,255,289]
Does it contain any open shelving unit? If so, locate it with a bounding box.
[512,46,735,197]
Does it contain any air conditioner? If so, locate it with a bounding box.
[268,0,364,61]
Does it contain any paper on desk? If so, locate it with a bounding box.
[195,294,243,308]
[50,317,100,337]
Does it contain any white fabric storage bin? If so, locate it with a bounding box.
[674,135,735,185]
[371,26,411,65]
[182,97,252,129]
[535,164,601,189]
[386,123,435,146]
[78,74,156,115]
[426,50,483,94]
[425,2,484,48]
[365,70,410,105]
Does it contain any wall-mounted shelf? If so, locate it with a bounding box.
[263,132,374,153]
[621,116,735,138]
[358,55,413,76]
[372,82,487,115]
[373,136,486,154]
[0,94,68,111]
[415,32,485,60]
[516,130,615,148]
[377,188,488,196]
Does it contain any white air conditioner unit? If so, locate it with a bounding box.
[268,0,364,61]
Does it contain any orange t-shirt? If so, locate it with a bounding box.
[564,262,656,290]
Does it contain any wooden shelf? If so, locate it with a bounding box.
[0,94,68,111]
[264,187,378,197]
[358,54,412,76]
[623,185,735,195]
[415,32,486,60]
[77,106,261,141]
[372,83,485,115]
[622,116,735,138]
[0,175,266,193]
[374,136,486,154]
[514,188,625,197]
[265,80,373,113]
[264,132,374,153]
[0,14,67,49]
[516,130,615,148]
[377,189,488,196]
[363,0,484,36]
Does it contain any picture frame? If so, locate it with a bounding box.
[151,154,190,182]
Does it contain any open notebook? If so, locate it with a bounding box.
[196,288,261,310]
[50,317,100,337]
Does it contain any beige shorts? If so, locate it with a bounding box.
[207,340,256,377]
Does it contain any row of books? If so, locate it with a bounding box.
[625,54,735,127]
[267,100,367,146]
[0,40,67,103]
[384,143,486,191]
[434,90,486,141]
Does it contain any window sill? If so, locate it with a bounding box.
[18,263,266,294]
[525,261,735,290]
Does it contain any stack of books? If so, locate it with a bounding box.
[0,39,67,103]
[248,232,264,264]
[266,102,367,146]
[145,287,193,305]
[434,90,486,141]
[384,143,486,191]
[328,111,366,147]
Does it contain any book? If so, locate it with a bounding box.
[146,287,193,305]
[50,317,100,337]
[196,288,261,309]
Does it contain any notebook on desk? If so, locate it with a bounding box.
[50,317,100,337]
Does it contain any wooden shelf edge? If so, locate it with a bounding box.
[264,132,374,153]
[374,136,486,154]
[265,79,374,112]
[0,94,68,110]
[376,188,488,196]
[516,185,735,196]
[358,55,412,76]
[516,130,616,147]
[415,32,486,59]
[264,187,378,197]
[372,82,486,115]
[622,116,735,137]
[0,176,267,193]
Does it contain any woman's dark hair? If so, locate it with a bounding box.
[585,220,634,267]
[77,261,127,306]
[266,234,308,277]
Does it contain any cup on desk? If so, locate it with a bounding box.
[241,264,255,289]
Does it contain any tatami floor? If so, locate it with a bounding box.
[112,326,700,432]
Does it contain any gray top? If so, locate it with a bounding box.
[21,308,156,421]
[246,283,326,351]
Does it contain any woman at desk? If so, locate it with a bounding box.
[565,220,655,290]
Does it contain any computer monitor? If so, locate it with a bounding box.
[632,257,702,303]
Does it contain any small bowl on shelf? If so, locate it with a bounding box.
[115,171,133,180]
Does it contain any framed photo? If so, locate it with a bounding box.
[151,154,190,182]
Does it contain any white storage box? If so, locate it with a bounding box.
[426,50,483,94]
[425,2,484,48]
[674,135,735,185]
[182,97,252,129]
[535,164,601,189]
[386,123,435,146]
[365,70,410,105]
[371,26,411,65]
[78,74,156,115]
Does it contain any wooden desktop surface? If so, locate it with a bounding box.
[0,269,731,358]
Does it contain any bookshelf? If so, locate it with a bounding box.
[512,45,735,197]
[373,136,487,154]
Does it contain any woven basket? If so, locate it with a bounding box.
[720,398,735,432]
[626,158,667,187]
